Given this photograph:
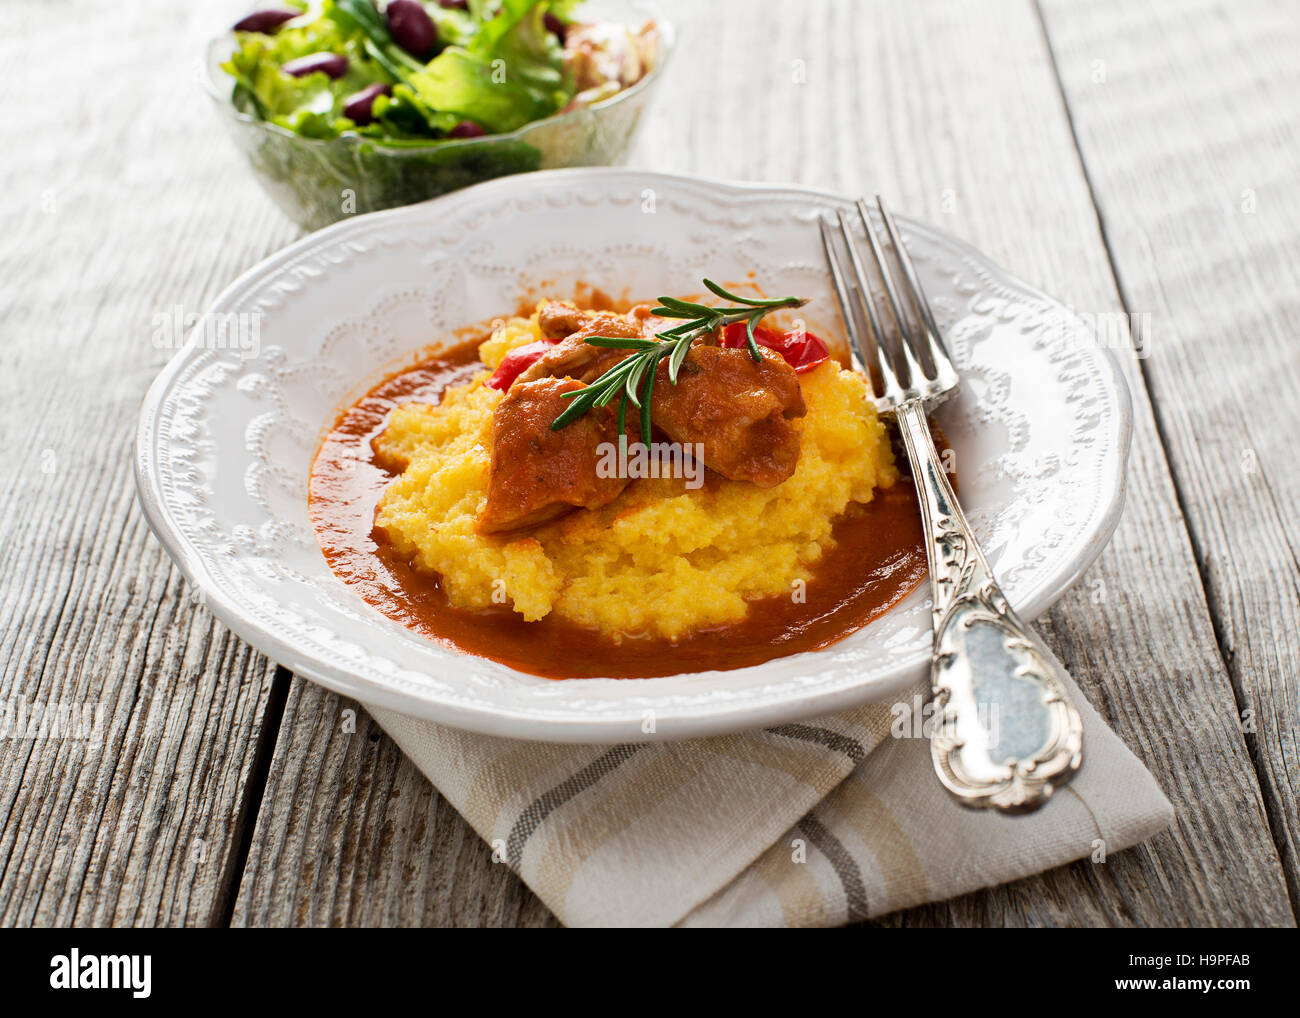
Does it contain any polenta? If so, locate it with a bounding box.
[371,309,898,641]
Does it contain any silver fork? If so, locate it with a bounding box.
[820,198,1083,812]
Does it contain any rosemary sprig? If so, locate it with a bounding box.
[550,280,807,446]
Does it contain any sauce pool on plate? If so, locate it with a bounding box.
[309,338,939,679]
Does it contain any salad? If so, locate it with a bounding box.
[223,0,659,142]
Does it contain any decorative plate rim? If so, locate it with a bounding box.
[134,168,1132,743]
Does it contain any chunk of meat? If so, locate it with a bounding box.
[516,307,644,385]
[513,334,628,386]
[517,304,808,488]
[537,301,591,340]
[648,345,806,488]
[477,377,628,534]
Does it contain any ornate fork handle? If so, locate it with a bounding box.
[894,401,1083,812]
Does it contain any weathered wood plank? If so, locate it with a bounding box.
[813,0,1291,927]
[1037,0,1300,913]
[2,0,1287,928]
[230,681,557,927]
[235,0,1291,925]
[0,0,299,925]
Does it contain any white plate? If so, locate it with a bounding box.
[135,169,1131,743]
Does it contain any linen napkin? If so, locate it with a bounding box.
[363,649,1173,927]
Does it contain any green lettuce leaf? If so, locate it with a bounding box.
[407,48,552,133]
[410,0,574,132]
[224,0,581,139]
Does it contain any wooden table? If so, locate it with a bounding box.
[2,0,1296,927]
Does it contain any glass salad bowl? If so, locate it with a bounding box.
[203,1,673,232]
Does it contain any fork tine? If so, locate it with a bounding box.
[875,196,955,374]
[834,211,890,360]
[855,199,929,389]
[833,211,907,400]
[821,217,904,403]
[818,216,872,381]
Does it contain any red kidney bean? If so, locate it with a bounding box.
[233,9,300,33]
[281,52,349,78]
[448,120,487,138]
[543,12,567,41]
[387,0,438,58]
[343,83,392,125]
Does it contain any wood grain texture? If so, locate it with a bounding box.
[744,0,1290,927]
[1038,0,1300,912]
[230,0,1292,926]
[2,0,1293,927]
[0,0,297,925]
[230,680,557,927]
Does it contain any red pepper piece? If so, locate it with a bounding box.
[719,323,830,373]
[486,341,553,391]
